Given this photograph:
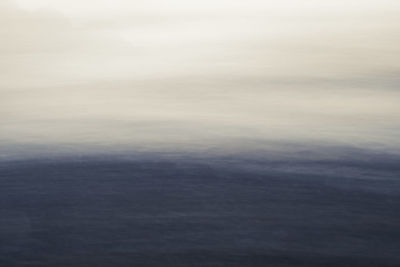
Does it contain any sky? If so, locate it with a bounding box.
[1,0,400,157]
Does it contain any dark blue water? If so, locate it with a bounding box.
[1,152,399,266]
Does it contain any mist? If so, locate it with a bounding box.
[1,0,400,158]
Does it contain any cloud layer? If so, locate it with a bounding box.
[1,0,400,156]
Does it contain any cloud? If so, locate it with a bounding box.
[1,0,400,153]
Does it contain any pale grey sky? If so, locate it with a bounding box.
[1,0,400,156]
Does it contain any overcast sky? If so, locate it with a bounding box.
[1,0,399,156]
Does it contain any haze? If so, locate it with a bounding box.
[1,0,400,157]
